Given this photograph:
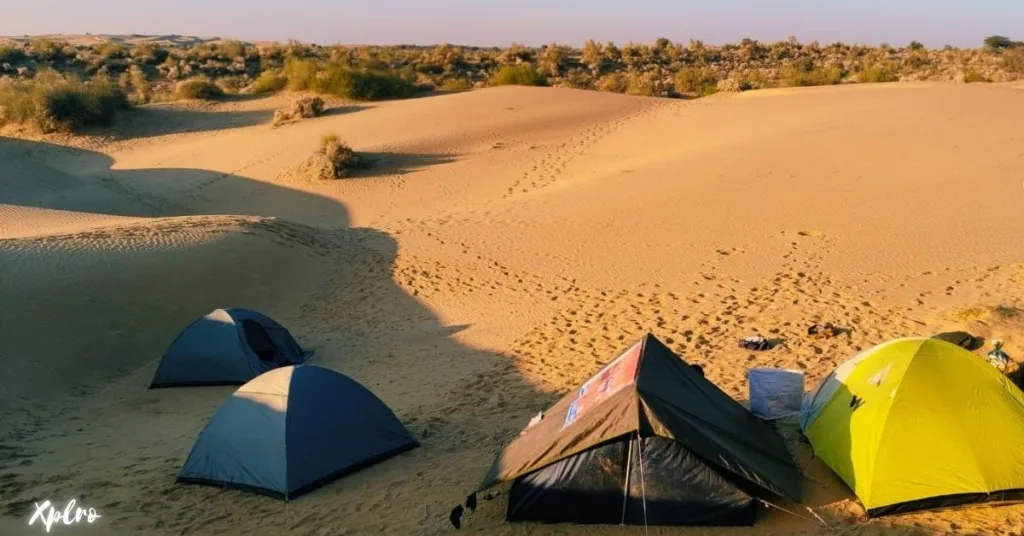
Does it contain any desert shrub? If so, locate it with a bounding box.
[0,70,130,132]
[780,60,842,87]
[563,68,595,90]
[174,78,224,100]
[249,70,287,93]
[132,43,169,64]
[314,63,418,100]
[1003,48,1024,74]
[625,75,654,96]
[302,134,367,179]
[28,39,66,62]
[908,41,925,51]
[216,76,248,94]
[985,35,1014,51]
[439,78,473,91]
[118,65,151,104]
[675,67,719,97]
[95,42,126,59]
[489,64,547,86]
[736,69,775,91]
[597,73,628,93]
[857,64,899,83]
[273,95,325,126]
[0,46,26,65]
[283,57,319,91]
[217,40,246,60]
[964,69,991,83]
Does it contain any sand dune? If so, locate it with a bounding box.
[1,83,1023,535]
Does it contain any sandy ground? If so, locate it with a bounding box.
[1,83,1023,536]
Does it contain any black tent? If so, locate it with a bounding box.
[478,333,803,526]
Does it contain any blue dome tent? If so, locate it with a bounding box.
[178,365,418,500]
[150,308,312,388]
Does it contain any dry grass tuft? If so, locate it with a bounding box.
[675,67,719,97]
[490,64,547,87]
[0,69,130,132]
[301,133,369,179]
[272,95,326,126]
[174,78,225,100]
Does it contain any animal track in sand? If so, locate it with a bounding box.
[502,102,665,198]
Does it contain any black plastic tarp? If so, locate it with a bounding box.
[509,435,757,525]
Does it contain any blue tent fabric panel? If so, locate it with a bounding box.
[178,391,289,495]
[177,365,417,500]
[285,366,418,494]
[150,309,308,388]
[151,310,260,386]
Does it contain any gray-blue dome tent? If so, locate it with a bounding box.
[150,308,312,388]
[178,365,418,500]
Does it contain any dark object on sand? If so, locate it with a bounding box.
[739,336,772,351]
[987,339,1011,372]
[932,331,983,351]
[449,504,464,529]
[808,323,842,339]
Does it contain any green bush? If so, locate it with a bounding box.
[250,70,288,93]
[0,45,26,64]
[217,40,246,60]
[0,70,130,132]
[857,65,899,83]
[780,60,842,87]
[274,95,325,126]
[283,57,319,91]
[175,78,225,100]
[597,73,628,93]
[118,65,151,104]
[314,63,418,100]
[29,39,65,62]
[95,42,126,59]
[439,78,473,91]
[737,69,775,91]
[984,35,1014,51]
[964,69,991,83]
[304,133,368,179]
[489,64,547,86]
[675,67,719,97]
[1003,48,1024,74]
[132,43,169,64]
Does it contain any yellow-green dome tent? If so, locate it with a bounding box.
[800,337,1024,516]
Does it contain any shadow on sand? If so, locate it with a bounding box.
[0,138,453,225]
[0,136,559,534]
[81,101,371,141]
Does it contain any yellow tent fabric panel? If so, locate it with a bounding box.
[804,339,918,505]
[802,337,1024,514]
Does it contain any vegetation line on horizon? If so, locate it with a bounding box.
[2,34,1023,133]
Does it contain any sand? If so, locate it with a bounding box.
[1,83,1023,535]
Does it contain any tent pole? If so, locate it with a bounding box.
[636,433,649,535]
[620,432,634,525]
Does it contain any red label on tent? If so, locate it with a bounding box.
[563,341,642,429]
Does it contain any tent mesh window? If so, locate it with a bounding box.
[240,319,284,364]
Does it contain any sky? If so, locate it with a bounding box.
[3,0,1023,48]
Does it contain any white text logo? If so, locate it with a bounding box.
[28,500,101,532]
